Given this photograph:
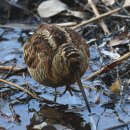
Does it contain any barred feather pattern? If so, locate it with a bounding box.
[24,23,89,87]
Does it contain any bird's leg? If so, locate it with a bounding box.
[54,88,57,102]
[75,74,91,113]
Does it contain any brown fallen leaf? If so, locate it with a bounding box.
[107,28,130,47]
[108,38,130,47]
[110,80,120,93]
[84,52,130,81]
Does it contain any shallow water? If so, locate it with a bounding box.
[0,28,130,130]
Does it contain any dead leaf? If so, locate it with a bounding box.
[108,38,130,47]
[124,0,130,7]
[101,61,120,74]
[102,0,115,6]
[101,50,120,59]
[110,80,120,93]
[107,28,130,47]
[37,0,68,18]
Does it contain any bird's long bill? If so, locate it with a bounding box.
[76,75,91,113]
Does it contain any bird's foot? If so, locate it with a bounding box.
[59,85,81,97]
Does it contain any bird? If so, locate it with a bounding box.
[24,23,91,113]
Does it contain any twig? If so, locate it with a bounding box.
[88,0,110,34]
[115,0,129,15]
[0,23,37,31]
[104,121,130,130]
[0,66,28,79]
[0,22,77,31]
[113,110,125,123]
[3,64,16,79]
[84,52,130,81]
[4,67,28,79]
[9,103,20,123]
[0,65,21,71]
[83,84,112,96]
[0,78,55,104]
[96,108,106,129]
[112,14,130,19]
[56,22,77,27]
[4,0,41,21]
[0,78,40,99]
[72,5,129,30]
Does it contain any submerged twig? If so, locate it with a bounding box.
[104,121,130,130]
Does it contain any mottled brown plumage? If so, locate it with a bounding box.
[24,23,91,113]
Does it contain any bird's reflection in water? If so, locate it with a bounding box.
[27,104,91,130]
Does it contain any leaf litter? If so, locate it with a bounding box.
[0,0,130,130]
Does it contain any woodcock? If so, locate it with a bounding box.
[24,23,91,113]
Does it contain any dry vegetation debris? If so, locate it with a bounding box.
[0,0,130,130]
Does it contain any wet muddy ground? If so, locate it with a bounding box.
[0,27,130,130]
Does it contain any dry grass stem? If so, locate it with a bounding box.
[88,0,110,34]
[72,5,128,30]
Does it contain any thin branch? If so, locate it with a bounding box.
[84,52,130,81]
[104,121,130,130]
[72,5,129,30]
[88,0,110,34]
[115,0,129,15]
[4,67,28,79]
[0,78,55,104]
[0,22,76,31]
[3,64,16,79]
[0,65,21,71]
[112,14,130,19]
[4,0,41,21]
[0,78,40,99]
[0,66,28,79]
